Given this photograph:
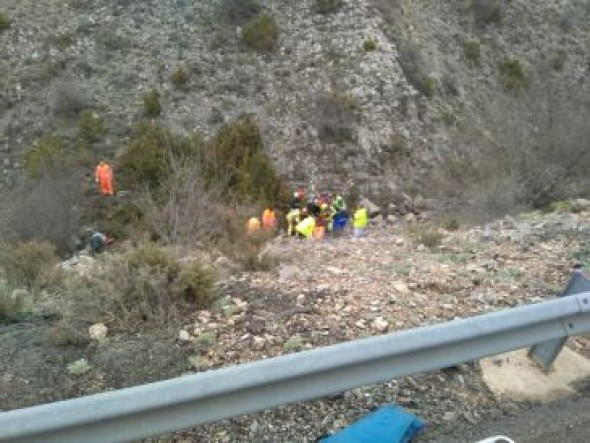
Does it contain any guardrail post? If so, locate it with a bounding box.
[528,268,590,370]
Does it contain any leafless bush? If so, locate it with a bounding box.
[142,154,226,250]
[397,42,432,97]
[50,79,91,115]
[428,75,590,221]
[471,0,503,27]
[315,91,358,144]
[1,169,85,254]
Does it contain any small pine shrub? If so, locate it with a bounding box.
[385,132,409,156]
[52,32,76,49]
[78,110,104,142]
[172,261,217,307]
[440,217,460,231]
[314,0,343,15]
[0,241,58,288]
[143,88,162,117]
[25,134,65,178]
[551,52,566,72]
[440,111,457,127]
[67,358,92,376]
[171,65,189,89]
[424,76,436,97]
[195,331,217,347]
[499,57,529,91]
[464,38,481,64]
[283,335,304,353]
[363,38,377,52]
[242,12,279,53]
[0,12,11,30]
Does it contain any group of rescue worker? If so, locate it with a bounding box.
[248,187,369,240]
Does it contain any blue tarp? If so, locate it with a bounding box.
[333,211,349,230]
[320,405,425,443]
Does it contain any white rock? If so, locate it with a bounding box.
[178,330,191,341]
[88,323,107,340]
[252,336,266,350]
[392,281,411,294]
[372,317,389,332]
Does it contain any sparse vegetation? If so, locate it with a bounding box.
[409,227,443,249]
[283,335,304,353]
[384,132,409,157]
[0,12,10,30]
[143,88,162,117]
[170,65,189,89]
[0,285,25,322]
[242,12,278,53]
[464,38,481,64]
[398,42,435,98]
[25,134,66,178]
[363,38,377,52]
[78,110,104,142]
[0,241,58,288]
[551,52,566,72]
[471,0,503,27]
[314,0,343,15]
[315,91,359,143]
[220,0,261,25]
[499,57,529,91]
[50,80,90,115]
[51,31,76,49]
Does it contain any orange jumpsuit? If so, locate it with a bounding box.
[95,162,114,196]
[261,208,277,230]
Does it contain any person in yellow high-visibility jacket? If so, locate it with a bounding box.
[286,208,301,237]
[353,206,368,237]
[295,214,316,239]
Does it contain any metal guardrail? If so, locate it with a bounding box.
[1,286,589,443]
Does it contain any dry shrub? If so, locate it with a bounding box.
[315,91,359,144]
[0,241,58,288]
[2,169,85,254]
[397,42,433,97]
[0,284,25,322]
[54,246,216,334]
[50,79,91,116]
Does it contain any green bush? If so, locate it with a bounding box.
[551,52,566,72]
[143,88,162,117]
[78,110,104,142]
[464,38,481,64]
[363,38,377,52]
[0,241,58,288]
[170,65,189,89]
[0,12,10,31]
[242,12,278,52]
[314,0,343,14]
[51,32,76,49]
[117,123,203,192]
[315,91,359,143]
[499,58,529,91]
[424,76,436,97]
[172,261,217,307]
[206,117,286,206]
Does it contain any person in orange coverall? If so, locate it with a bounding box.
[95,161,114,196]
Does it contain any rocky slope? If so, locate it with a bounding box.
[2,203,590,441]
[1,0,588,196]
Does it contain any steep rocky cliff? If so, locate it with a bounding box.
[1,0,588,198]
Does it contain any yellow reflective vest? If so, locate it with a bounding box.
[296,216,316,239]
[353,207,368,229]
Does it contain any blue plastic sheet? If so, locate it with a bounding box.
[320,405,425,443]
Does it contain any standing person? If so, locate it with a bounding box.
[247,216,261,235]
[286,207,301,237]
[95,161,114,196]
[353,205,368,238]
[262,206,277,231]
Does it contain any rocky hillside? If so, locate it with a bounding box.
[1,0,588,199]
[2,202,590,441]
